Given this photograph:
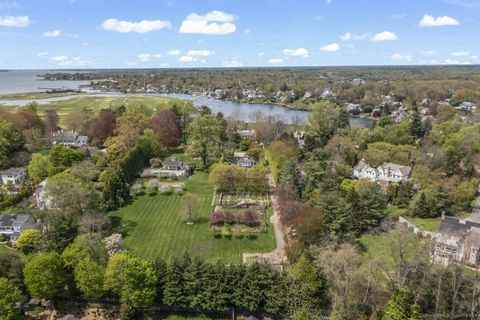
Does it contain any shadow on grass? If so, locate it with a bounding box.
[110,216,138,238]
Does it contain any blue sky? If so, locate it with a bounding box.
[0,0,479,69]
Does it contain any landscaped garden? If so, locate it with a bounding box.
[110,172,276,263]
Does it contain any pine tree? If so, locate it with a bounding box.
[382,287,418,320]
[413,192,430,218]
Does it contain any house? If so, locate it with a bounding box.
[321,88,333,99]
[237,129,256,139]
[51,130,90,147]
[346,103,361,112]
[391,108,408,123]
[456,102,477,111]
[163,157,185,171]
[0,167,26,186]
[141,157,192,178]
[293,130,305,149]
[237,157,257,168]
[0,214,37,242]
[433,216,480,266]
[353,160,412,183]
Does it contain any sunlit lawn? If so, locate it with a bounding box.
[110,172,276,264]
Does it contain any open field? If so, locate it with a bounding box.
[0,243,7,253]
[0,95,184,125]
[0,91,89,100]
[110,172,276,263]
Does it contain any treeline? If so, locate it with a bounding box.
[101,144,147,210]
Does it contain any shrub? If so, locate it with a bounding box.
[243,209,258,226]
[221,226,232,239]
[210,211,224,225]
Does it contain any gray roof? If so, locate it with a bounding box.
[163,157,183,167]
[439,216,480,238]
[354,160,368,172]
[381,162,412,176]
[0,167,26,176]
[0,214,36,229]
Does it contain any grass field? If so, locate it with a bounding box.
[0,91,88,100]
[110,172,276,264]
[0,95,185,126]
[411,217,441,232]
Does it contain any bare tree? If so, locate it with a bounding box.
[79,212,111,234]
[182,194,198,224]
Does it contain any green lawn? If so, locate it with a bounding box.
[411,217,441,232]
[0,91,88,100]
[0,243,7,253]
[110,172,276,264]
[1,95,184,126]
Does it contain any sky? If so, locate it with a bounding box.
[0,0,479,69]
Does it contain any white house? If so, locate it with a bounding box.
[237,129,256,139]
[353,160,412,183]
[237,157,257,168]
[0,167,27,186]
[455,102,477,111]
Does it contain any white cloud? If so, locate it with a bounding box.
[0,2,21,9]
[101,18,171,33]
[267,58,283,64]
[319,43,340,52]
[138,53,162,62]
[186,49,214,56]
[325,0,332,4]
[37,51,48,57]
[43,29,61,37]
[391,53,412,62]
[50,55,90,66]
[370,31,398,41]
[451,51,470,57]
[159,63,170,67]
[244,28,251,34]
[419,14,459,27]
[420,50,436,56]
[257,52,265,57]
[444,59,460,64]
[223,60,243,67]
[179,56,195,62]
[0,15,29,27]
[167,50,181,56]
[340,32,370,41]
[283,48,309,58]
[179,10,236,35]
[138,53,151,62]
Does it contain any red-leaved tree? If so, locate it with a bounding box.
[153,109,182,149]
[88,110,116,142]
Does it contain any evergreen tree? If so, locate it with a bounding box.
[412,191,430,218]
[409,111,424,140]
[383,287,418,320]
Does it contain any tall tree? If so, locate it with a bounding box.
[88,110,117,143]
[153,109,182,149]
[44,110,59,134]
[0,277,21,320]
[187,114,223,167]
[23,252,67,300]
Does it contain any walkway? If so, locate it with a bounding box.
[242,174,287,268]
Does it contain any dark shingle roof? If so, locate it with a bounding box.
[439,216,480,237]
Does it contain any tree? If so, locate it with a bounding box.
[187,114,223,167]
[47,144,84,176]
[306,101,348,148]
[65,106,93,133]
[383,287,419,320]
[88,110,116,143]
[44,110,59,134]
[23,252,67,299]
[0,252,24,288]
[181,194,198,224]
[0,119,23,167]
[15,229,42,254]
[74,258,105,298]
[27,153,49,183]
[412,191,430,217]
[409,111,424,140]
[153,109,182,149]
[0,277,21,320]
[104,253,157,318]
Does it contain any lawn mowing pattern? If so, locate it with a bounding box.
[110,172,276,264]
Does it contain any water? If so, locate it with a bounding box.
[0,70,90,94]
[0,70,375,128]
